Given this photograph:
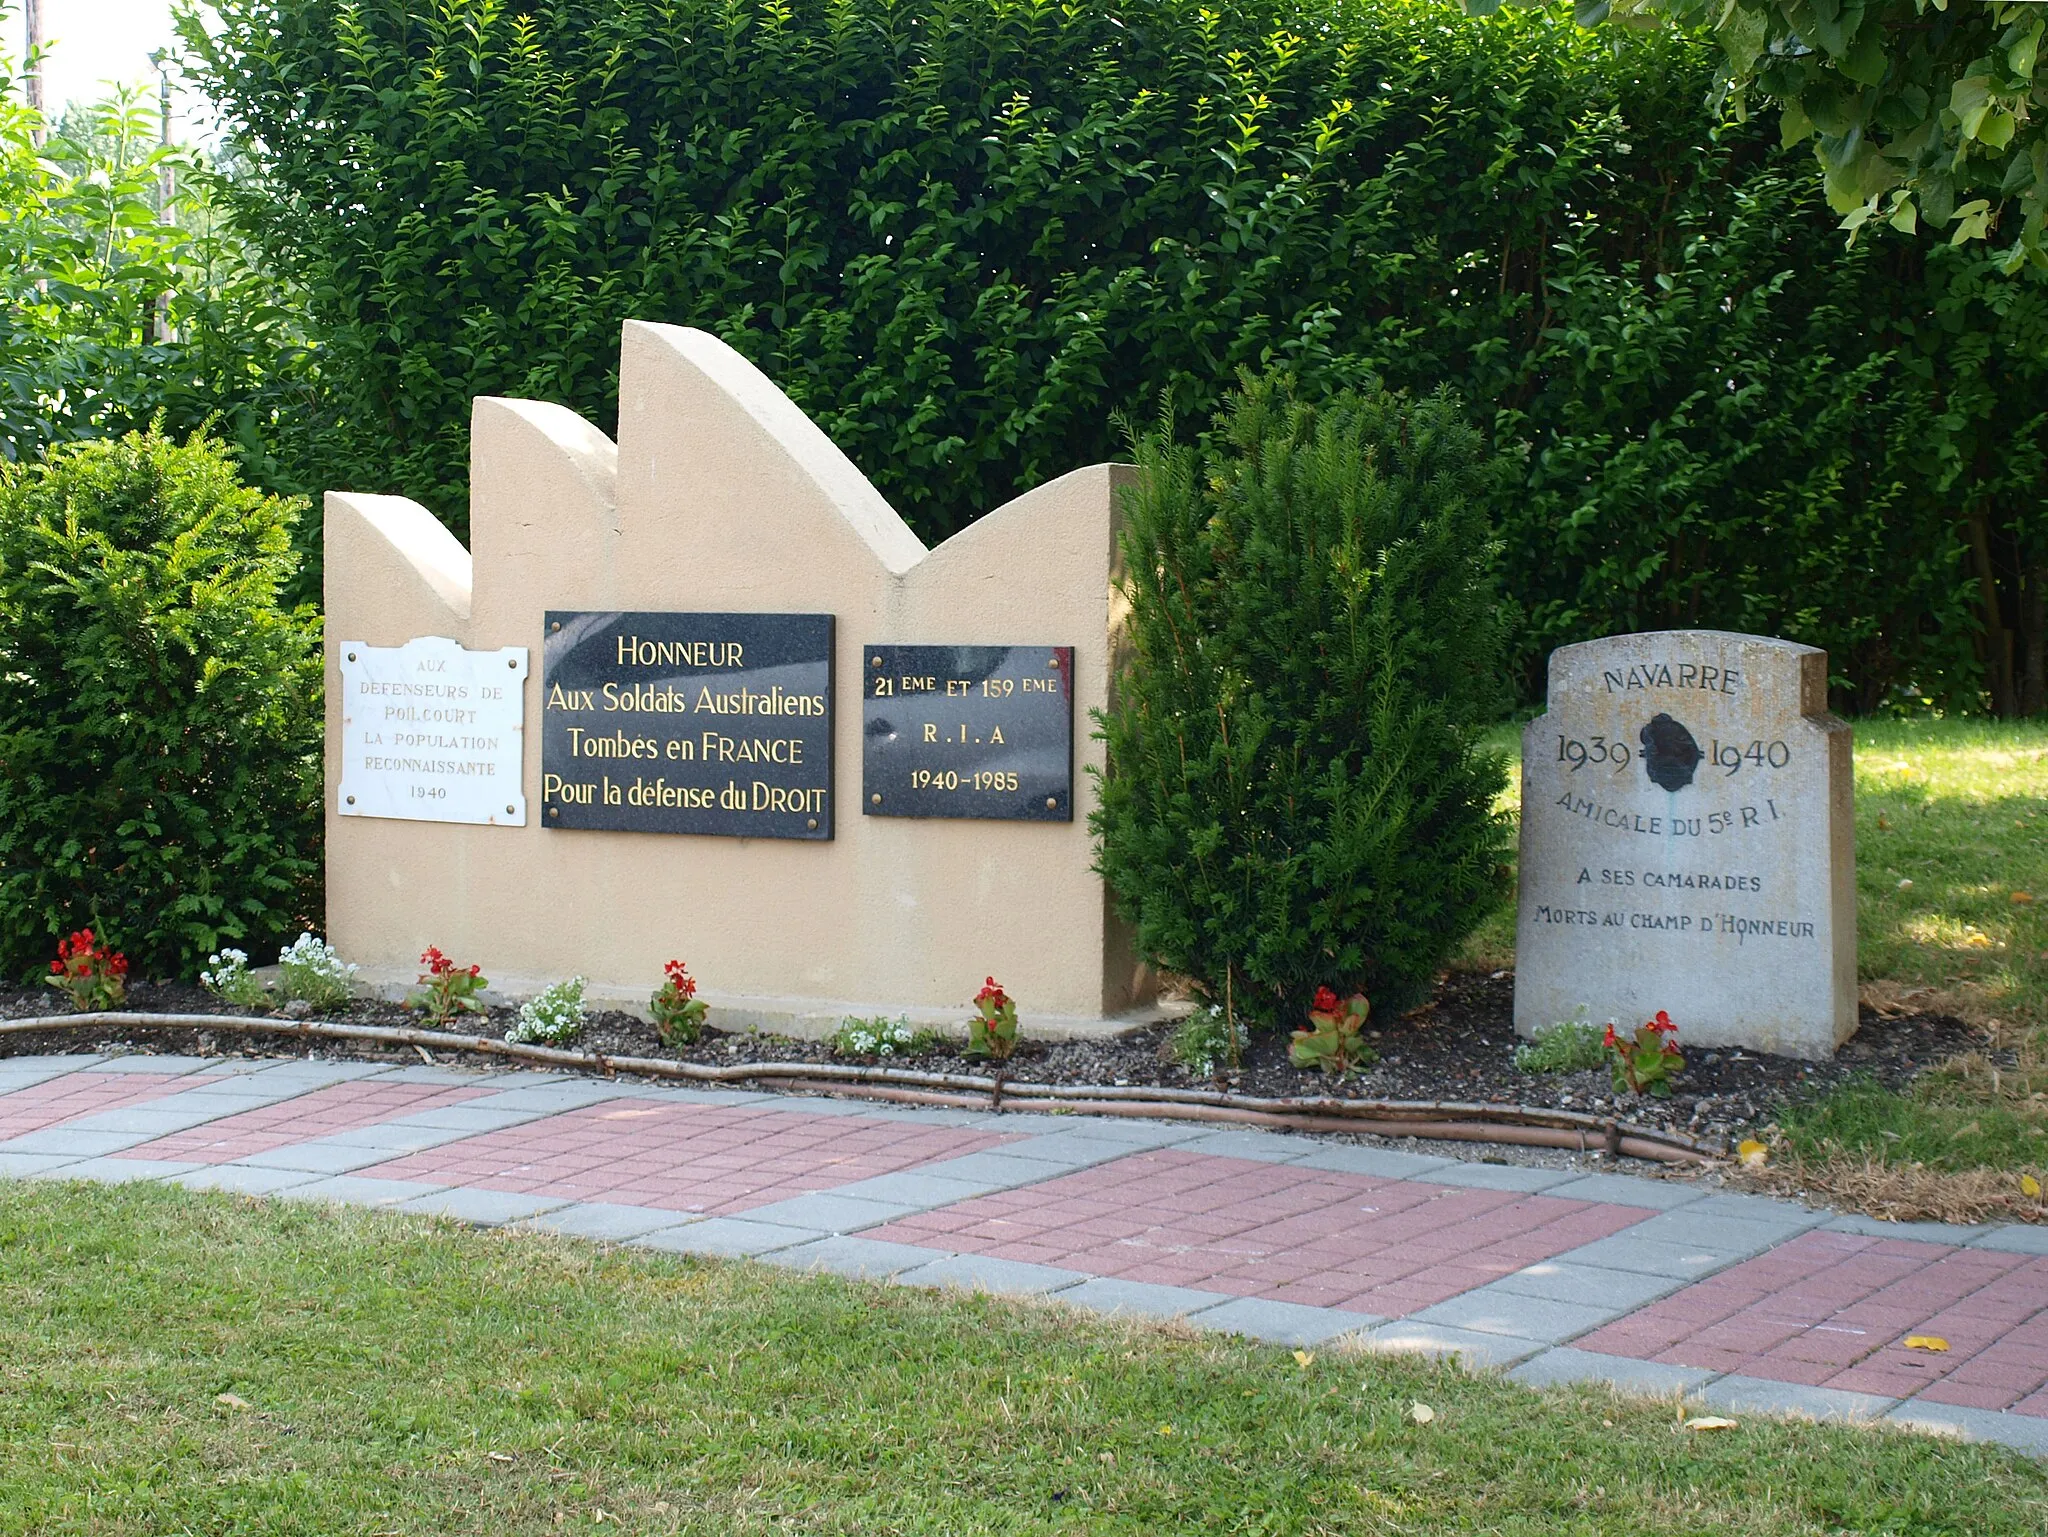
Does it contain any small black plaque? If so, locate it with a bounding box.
[542,611,832,839]
[863,645,1073,821]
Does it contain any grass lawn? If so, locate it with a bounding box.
[2,1181,2043,1535]
[1458,716,2048,1214]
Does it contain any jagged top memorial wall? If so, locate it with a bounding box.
[324,321,1150,1034]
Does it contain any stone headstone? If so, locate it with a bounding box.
[322,321,1150,1037]
[1514,630,1855,1059]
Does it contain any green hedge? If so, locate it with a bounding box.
[187,0,2048,711]
[0,429,322,980]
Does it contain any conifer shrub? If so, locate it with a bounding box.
[1093,375,1510,1028]
[0,427,322,979]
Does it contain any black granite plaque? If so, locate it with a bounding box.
[862,645,1073,821]
[541,611,833,839]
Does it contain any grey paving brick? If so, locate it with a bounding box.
[471,1084,631,1113]
[1408,1288,1621,1344]
[1172,1128,1311,1164]
[1289,1145,1454,1180]
[241,1061,395,1085]
[275,1174,447,1208]
[394,1105,544,1133]
[1491,1260,1686,1312]
[766,1236,954,1280]
[1361,1320,1548,1369]
[1544,1234,1742,1281]
[1542,1173,1709,1210]
[82,1054,217,1075]
[375,1065,508,1086]
[1038,1116,1206,1147]
[752,1095,876,1117]
[0,1127,144,1157]
[1822,1213,1990,1246]
[1699,1375,1894,1423]
[1508,1347,1716,1397]
[0,1151,84,1177]
[314,1122,476,1153]
[1190,1297,1383,1346]
[1676,1192,1819,1223]
[1626,1209,1819,1255]
[171,1165,322,1196]
[646,1088,777,1108]
[229,1142,397,1175]
[1058,1278,1235,1321]
[0,1053,102,1079]
[35,1156,197,1184]
[632,1218,819,1258]
[822,1171,1006,1209]
[174,1074,311,1098]
[1419,1162,1576,1194]
[912,1150,1081,1189]
[517,1202,699,1243]
[59,1107,227,1136]
[899,1253,1088,1296]
[400,1188,572,1227]
[1885,1401,2048,1456]
[838,1105,991,1129]
[738,1192,917,1233]
[997,1134,1152,1170]
[1972,1225,2048,1256]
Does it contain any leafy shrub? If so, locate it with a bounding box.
[650,959,708,1046]
[965,978,1019,1062]
[201,947,271,1012]
[508,977,587,1046]
[1289,989,1375,1076]
[0,427,322,981]
[275,933,356,1010]
[1170,1007,1249,1080]
[45,929,128,1013]
[407,947,487,1025]
[1513,1016,1607,1075]
[1095,376,1510,1025]
[831,1015,940,1059]
[1606,1011,1686,1098]
[186,0,2048,710]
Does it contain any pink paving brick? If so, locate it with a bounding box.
[864,1148,1645,1314]
[111,1081,495,1164]
[1576,1228,2048,1411]
[349,1100,1018,1215]
[0,1071,218,1140]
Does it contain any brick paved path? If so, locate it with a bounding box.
[3,1051,2044,1455]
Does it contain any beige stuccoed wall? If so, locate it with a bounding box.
[325,320,1156,1037]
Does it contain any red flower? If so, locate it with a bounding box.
[975,976,1010,1007]
[109,954,129,976]
[1647,1010,1675,1035]
[1603,1024,1618,1049]
[49,959,62,975]
[1312,986,1340,1015]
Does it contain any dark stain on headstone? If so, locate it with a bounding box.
[1639,713,1702,792]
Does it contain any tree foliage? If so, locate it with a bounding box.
[182,0,2048,711]
[1094,376,1511,1024]
[0,53,318,497]
[0,429,323,980]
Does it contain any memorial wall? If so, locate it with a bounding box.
[325,321,1149,1036]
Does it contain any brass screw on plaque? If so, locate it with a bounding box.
[1046,797,1057,810]
[806,817,818,830]
[871,793,882,805]
[550,620,561,632]
[1049,655,1058,666]
[346,651,356,662]
[871,655,883,667]
[346,795,356,805]
[507,657,517,668]
[506,805,516,816]
[548,807,558,818]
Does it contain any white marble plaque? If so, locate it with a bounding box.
[1515,630,1855,1059]
[338,636,527,825]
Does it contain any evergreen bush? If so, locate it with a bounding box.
[1094,375,1510,1027]
[0,427,322,979]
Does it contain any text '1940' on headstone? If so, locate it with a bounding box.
[863,645,1074,821]
[541,611,833,839]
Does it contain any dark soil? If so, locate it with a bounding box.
[0,971,1987,1148]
